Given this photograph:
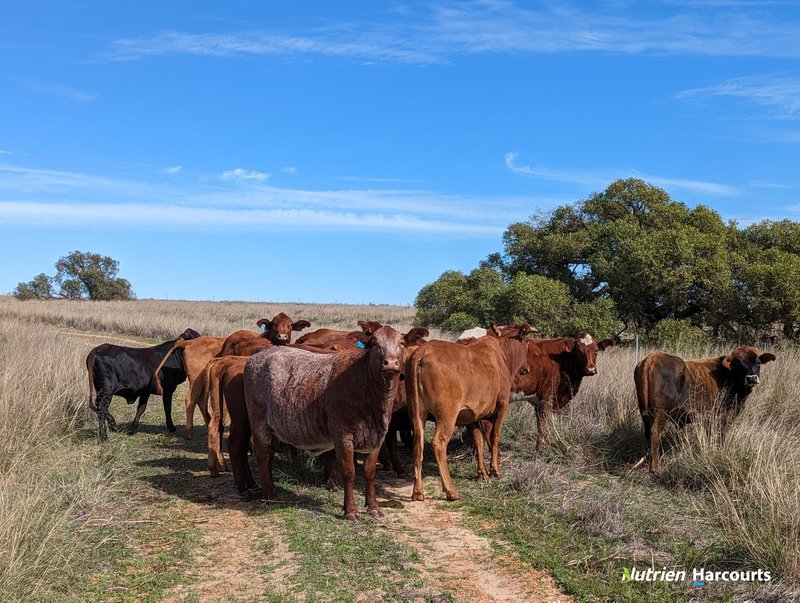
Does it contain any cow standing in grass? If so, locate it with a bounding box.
[86,328,200,440]
[513,333,615,449]
[407,323,532,502]
[632,346,776,474]
[244,326,405,520]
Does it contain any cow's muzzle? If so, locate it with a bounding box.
[746,374,760,386]
[585,367,598,376]
[382,358,401,373]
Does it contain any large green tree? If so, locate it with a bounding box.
[502,178,734,330]
[12,251,134,301]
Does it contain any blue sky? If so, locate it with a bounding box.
[2,1,799,305]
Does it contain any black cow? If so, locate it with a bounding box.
[86,328,201,440]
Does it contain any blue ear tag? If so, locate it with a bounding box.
[356,340,365,349]
[259,324,266,332]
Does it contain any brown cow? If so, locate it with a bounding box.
[152,335,225,438]
[513,333,615,449]
[294,320,382,347]
[218,312,311,356]
[244,326,405,519]
[632,346,776,474]
[406,323,532,501]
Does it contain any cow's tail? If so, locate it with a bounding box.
[190,358,213,422]
[628,358,650,475]
[86,352,97,412]
[153,339,188,396]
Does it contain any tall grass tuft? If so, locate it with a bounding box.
[0,318,113,598]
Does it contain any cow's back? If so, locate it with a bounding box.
[245,347,342,453]
[635,351,695,416]
[412,338,510,417]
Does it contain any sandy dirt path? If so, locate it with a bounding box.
[378,476,571,603]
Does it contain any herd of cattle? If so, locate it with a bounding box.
[85,312,776,519]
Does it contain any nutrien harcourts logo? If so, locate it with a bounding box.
[621,566,772,586]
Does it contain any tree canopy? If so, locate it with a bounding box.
[13,251,134,301]
[415,178,800,342]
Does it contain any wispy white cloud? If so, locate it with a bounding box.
[22,80,96,103]
[220,168,270,182]
[0,150,11,156]
[0,163,518,235]
[281,166,297,175]
[675,74,800,119]
[504,152,740,197]
[102,1,800,64]
[163,165,183,174]
[0,201,502,235]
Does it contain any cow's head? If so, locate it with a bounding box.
[563,332,615,376]
[357,320,383,335]
[257,313,312,345]
[368,326,405,380]
[722,347,776,389]
[178,328,202,341]
[495,322,534,377]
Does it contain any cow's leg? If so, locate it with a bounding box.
[431,416,459,501]
[228,413,254,494]
[95,392,113,441]
[250,426,277,500]
[536,400,552,450]
[207,379,226,477]
[649,412,665,474]
[162,389,177,433]
[385,431,405,477]
[410,405,427,502]
[467,422,489,480]
[183,383,194,440]
[322,451,339,490]
[334,437,358,520]
[363,448,383,518]
[488,401,510,477]
[131,393,150,431]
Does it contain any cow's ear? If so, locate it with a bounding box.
[489,322,501,336]
[722,355,734,370]
[516,323,532,340]
[598,338,615,350]
[760,352,776,364]
[404,327,428,346]
[256,319,270,328]
[562,339,574,353]
[357,320,370,333]
[292,320,311,332]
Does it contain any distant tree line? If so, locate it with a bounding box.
[415,178,800,343]
[13,251,134,301]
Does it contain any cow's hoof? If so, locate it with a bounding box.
[445,492,460,501]
[209,468,220,478]
[367,508,384,519]
[168,425,177,433]
[325,479,341,491]
[344,512,359,521]
[490,470,501,478]
[411,492,425,502]
[477,471,489,481]
[395,468,406,478]
[185,433,193,440]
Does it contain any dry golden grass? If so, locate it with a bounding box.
[0,316,113,598]
[0,296,424,341]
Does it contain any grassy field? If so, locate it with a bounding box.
[0,297,797,601]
